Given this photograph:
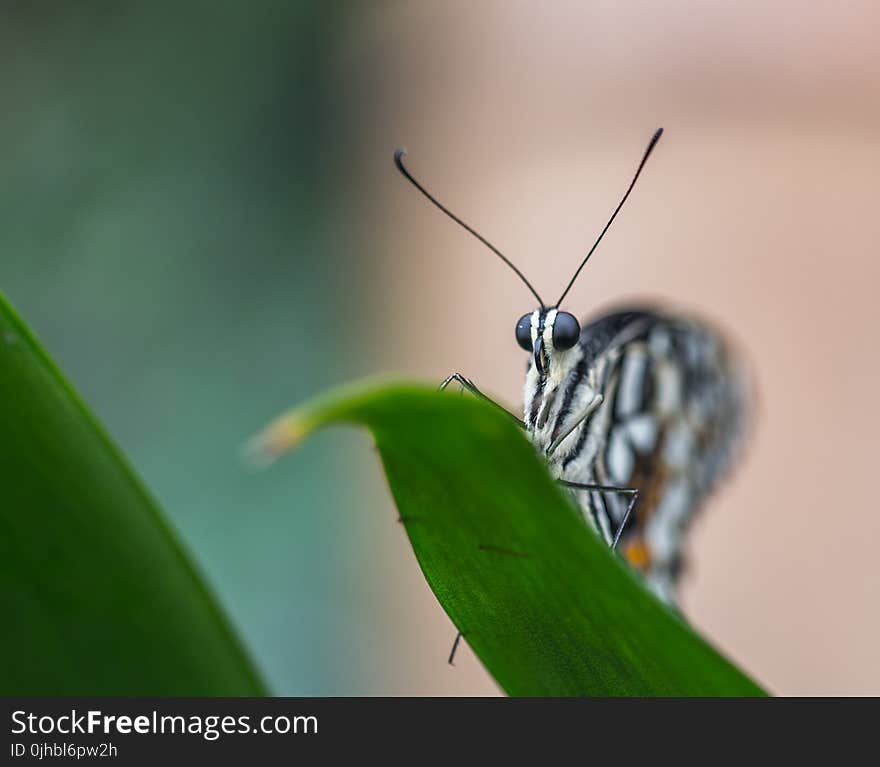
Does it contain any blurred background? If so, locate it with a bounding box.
[1,1,878,695]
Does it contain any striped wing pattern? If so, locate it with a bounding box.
[558,308,746,603]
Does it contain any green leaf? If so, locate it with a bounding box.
[255,379,766,696]
[0,292,265,695]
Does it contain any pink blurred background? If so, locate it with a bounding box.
[339,1,880,695]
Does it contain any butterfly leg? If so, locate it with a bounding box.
[447,630,463,666]
[557,480,640,550]
[439,373,524,428]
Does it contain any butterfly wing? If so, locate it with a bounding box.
[571,307,748,603]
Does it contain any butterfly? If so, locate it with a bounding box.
[395,129,747,608]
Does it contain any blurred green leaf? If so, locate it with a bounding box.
[0,292,265,695]
[257,380,766,696]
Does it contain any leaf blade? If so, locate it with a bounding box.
[0,292,266,695]
[258,380,765,696]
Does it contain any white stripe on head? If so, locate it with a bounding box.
[542,308,558,350]
[529,309,541,346]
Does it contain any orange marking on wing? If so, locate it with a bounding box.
[624,540,652,572]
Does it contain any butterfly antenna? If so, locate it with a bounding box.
[394,148,545,309]
[555,127,664,307]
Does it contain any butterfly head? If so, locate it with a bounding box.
[515,308,581,379]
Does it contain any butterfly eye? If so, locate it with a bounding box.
[515,314,533,352]
[552,312,580,350]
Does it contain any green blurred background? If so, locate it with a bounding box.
[0,2,385,694]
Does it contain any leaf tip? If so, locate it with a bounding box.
[242,414,311,468]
